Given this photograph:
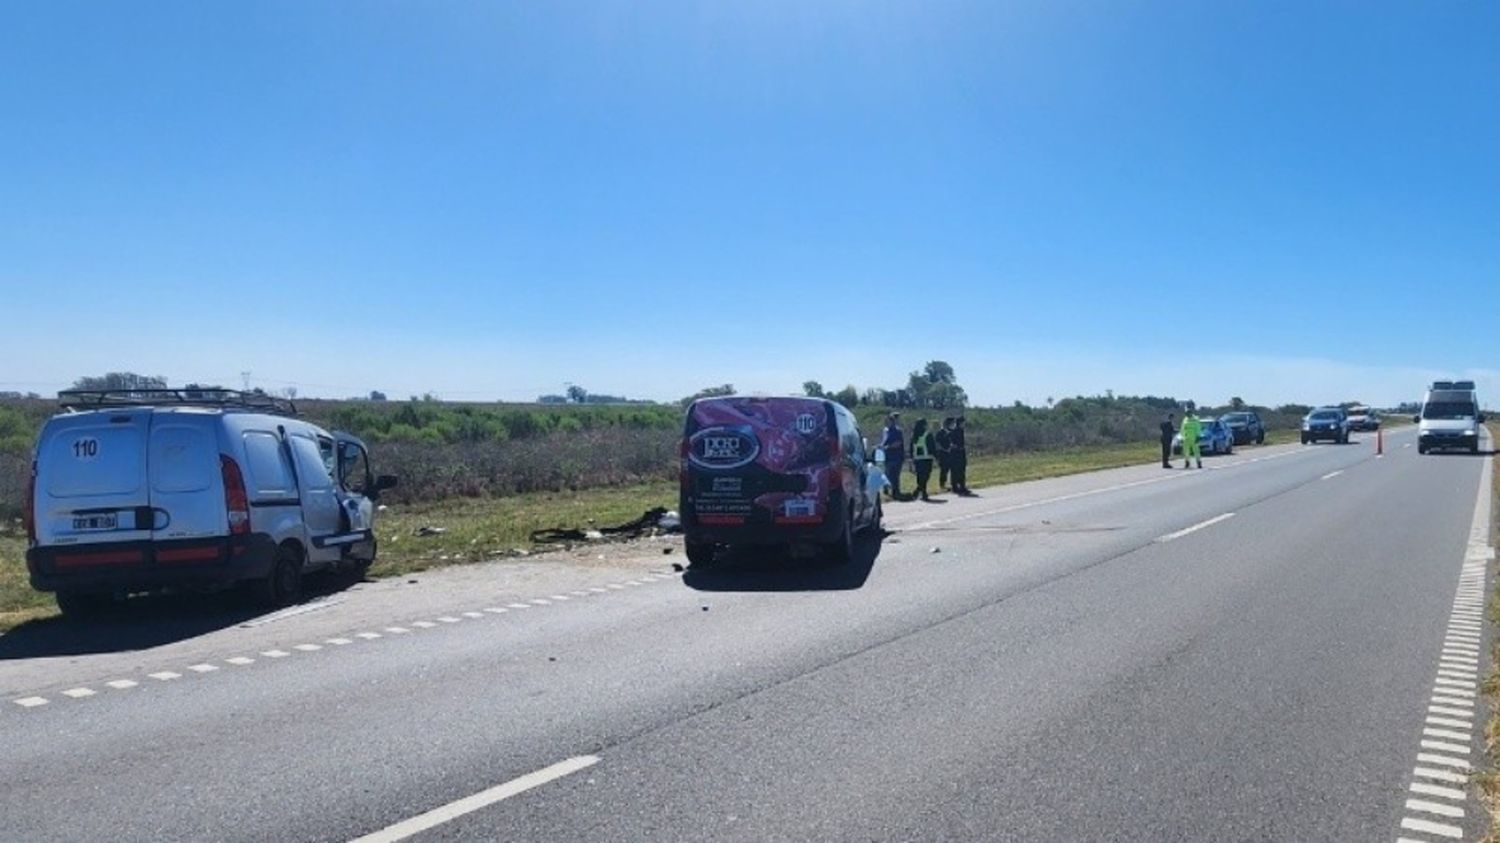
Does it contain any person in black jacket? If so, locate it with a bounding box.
[1160,413,1175,469]
[951,417,971,496]
[935,417,956,490]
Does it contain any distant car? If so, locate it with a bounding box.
[1346,406,1379,431]
[1220,411,1266,445]
[680,396,884,568]
[1301,408,1350,444]
[1173,416,1235,456]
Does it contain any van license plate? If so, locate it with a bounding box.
[72,514,118,531]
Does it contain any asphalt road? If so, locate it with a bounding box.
[1,427,1491,842]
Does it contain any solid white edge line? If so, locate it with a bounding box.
[1155,512,1236,543]
[346,755,600,843]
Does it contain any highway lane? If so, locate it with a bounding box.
[0,427,1489,842]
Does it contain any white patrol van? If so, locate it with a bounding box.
[24,389,396,616]
[1416,381,1485,455]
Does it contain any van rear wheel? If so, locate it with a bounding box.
[56,590,114,619]
[254,545,304,607]
[685,540,716,568]
[824,509,855,566]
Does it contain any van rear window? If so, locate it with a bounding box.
[243,432,296,497]
[151,425,215,494]
[43,425,145,498]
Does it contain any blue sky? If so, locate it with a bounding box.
[2,1,1497,408]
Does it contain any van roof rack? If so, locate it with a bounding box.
[57,388,298,416]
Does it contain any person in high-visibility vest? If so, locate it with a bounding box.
[1180,412,1203,469]
[909,417,937,501]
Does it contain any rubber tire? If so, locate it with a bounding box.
[1418,444,1428,455]
[56,590,114,619]
[1301,435,1309,445]
[1256,432,1265,445]
[870,499,883,533]
[254,545,304,607]
[1472,443,1481,455]
[685,540,716,568]
[824,509,855,566]
[1225,441,1234,455]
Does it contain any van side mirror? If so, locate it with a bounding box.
[1479,414,1487,424]
[1413,415,1421,424]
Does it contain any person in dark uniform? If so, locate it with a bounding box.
[1160,413,1176,469]
[935,417,955,490]
[951,416,970,496]
[877,412,905,500]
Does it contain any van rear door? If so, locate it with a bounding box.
[147,413,225,541]
[35,409,154,546]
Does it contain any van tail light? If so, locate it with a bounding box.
[23,461,37,543]
[220,455,251,536]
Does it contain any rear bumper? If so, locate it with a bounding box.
[682,504,849,547]
[1420,434,1479,451]
[1302,429,1344,441]
[26,534,278,594]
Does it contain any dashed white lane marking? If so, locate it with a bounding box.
[1155,513,1235,543]
[1321,470,1344,480]
[1402,816,1464,838]
[346,755,600,843]
[1393,451,1489,842]
[7,570,685,713]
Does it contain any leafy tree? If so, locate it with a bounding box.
[72,372,167,393]
[369,390,387,401]
[802,380,826,399]
[834,385,859,409]
[680,384,735,407]
[566,385,589,404]
[1229,396,1246,410]
[923,360,956,384]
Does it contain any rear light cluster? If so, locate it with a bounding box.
[23,461,37,543]
[220,455,251,536]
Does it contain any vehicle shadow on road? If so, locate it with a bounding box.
[681,531,886,593]
[0,574,359,660]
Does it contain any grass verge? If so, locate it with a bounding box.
[0,436,1299,632]
[1475,424,1500,840]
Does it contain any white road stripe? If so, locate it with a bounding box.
[61,688,96,699]
[507,603,532,609]
[261,650,291,658]
[226,657,255,666]
[293,644,322,652]
[1422,740,1471,755]
[13,697,47,708]
[187,663,219,673]
[149,671,183,680]
[385,627,411,634]
[462,611,485,618]
[1430,705,1475,718]
[548,596,570,602]
[1406,798,1464,819]
[1426,716,1474,729]
[105,679,138,689]
[1401,816,1463,838]
[1413,767,1469,784]
[412,621,438,629]
[1432,695,1476,708]
[1410,781,1467,801]
[530,599,552,605]
[1320,470,1343,480]
[1434,677,1477,690]
[1438,670,1478,680]
[346,755,599,843]
[1417,753,1472,770]
[483,608,508,614]
[357,632,382,639]
[327,638,354,646]
[1155,513,1235,543]
[1424,727,1473,742]
[437,616,462,623]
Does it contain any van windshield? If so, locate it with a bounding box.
[1423,402,1477,420]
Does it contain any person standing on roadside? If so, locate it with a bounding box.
[1180,411,1203,469]
[935,417,956,490]
[878,412,906,500]
[909,418,937,501]
[1160,413,1176,469]
[951,416,971,495]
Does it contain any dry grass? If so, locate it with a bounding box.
[1476,423,1499,841]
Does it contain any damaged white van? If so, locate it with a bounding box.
[24,389,396,616]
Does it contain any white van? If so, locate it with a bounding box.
[24,389,396,616]
[1416,384,1485,455]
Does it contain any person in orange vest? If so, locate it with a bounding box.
[1180,412,1203,469]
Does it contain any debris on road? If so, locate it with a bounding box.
[413,526,447,537]
[930,547,942,554]
[530,507,679,545]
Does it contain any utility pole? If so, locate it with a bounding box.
[241,371,251,391]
